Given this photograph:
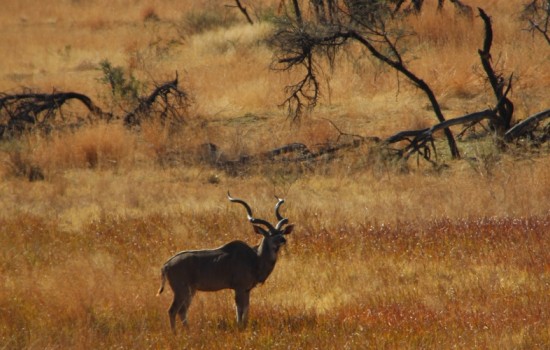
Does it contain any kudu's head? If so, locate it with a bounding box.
[227,192,294,254]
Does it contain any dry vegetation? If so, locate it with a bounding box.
[1,0,549,349]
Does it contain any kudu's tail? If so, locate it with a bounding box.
[156,267,166,296]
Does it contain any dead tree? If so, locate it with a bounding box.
[0,75,188,138]
[269,3,550,165]
[123,74,189,127]
[270,0,461,158]
[477,8,514,136]
[0,91,110,137]
[197,103,549,173]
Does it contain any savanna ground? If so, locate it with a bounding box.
[1,0,549,348]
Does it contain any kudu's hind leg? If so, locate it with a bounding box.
[168,287,194,333]
[235,290,250,328]
[177,289,195,327]
[168,295,185,333]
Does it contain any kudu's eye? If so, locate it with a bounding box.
[269,234,286,246]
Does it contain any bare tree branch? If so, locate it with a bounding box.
[292,0,303,25]
[232,0,254,25]
[477,8,514,135]
[123,73,189,127]
[522,0,550,45]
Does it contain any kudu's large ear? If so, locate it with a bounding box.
[253,225,269,236]
[281,224,294,235]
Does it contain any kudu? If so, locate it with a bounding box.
[157,192,293,332]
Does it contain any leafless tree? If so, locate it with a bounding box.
[0,74,188,138]
[477,9,514,136]
[270,0,461,158]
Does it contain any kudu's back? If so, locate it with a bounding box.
[161,240,260,292]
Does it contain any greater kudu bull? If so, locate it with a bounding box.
[157,192,293,332]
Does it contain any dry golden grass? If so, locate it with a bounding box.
[3,0,548,125]
[1,202,549,348]
[1,0,549,349]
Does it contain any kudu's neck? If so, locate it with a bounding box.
[255,236,279,283]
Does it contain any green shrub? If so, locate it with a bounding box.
[98,60,143,105]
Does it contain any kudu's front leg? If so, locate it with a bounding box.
[235,290,250,328]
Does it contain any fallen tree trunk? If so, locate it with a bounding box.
[0,91,111,137]
[0,92,107,118]
[0,75,187,138]
[504,108,550,142]
[384,109,496,161]
[201,104,549,175]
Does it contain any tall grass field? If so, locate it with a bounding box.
[1,1,549,348]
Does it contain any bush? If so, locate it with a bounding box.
[98,60,143,105]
